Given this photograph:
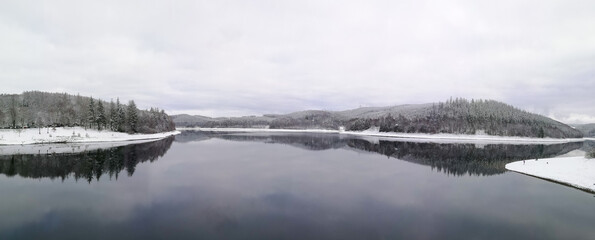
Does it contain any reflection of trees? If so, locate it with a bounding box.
[0,137,174,182]
[177,131,583,176]
[582,140,595,152]
[218,134,347,151]
[347,140,582,176]
[177,131,348,151]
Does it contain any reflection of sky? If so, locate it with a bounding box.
[0,139,594,239]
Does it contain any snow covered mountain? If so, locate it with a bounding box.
[172,98,583,139]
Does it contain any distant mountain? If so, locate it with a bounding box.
[0,91,175,134]
[172,98,583,139]
[573,123,595,137]
[173,114,275,128]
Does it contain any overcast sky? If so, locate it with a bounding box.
[1,0,594,123]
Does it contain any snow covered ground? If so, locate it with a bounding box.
[506,156,595,193]
[0,139,165,155]
[0,127,179,145]
[344,130,584,144]
[178,127,586,144]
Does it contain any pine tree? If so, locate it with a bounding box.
[116,98,125,132]
[9,96,18,128]
[109,99,117,131]
[127,100,138,133]
[538,127,545,138]
[96,100,106,130]
[87,97,96,129]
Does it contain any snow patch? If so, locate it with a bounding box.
[343,131,585,144]
[506,157,595,193]
[362,126,380,133]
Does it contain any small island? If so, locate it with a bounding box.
[0,91,178,145]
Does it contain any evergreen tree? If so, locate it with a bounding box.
[109,99,117,131]
[87,97,96,129]
[127,100,138,133]
[116,98,126,132]
[96,100,106,130]
[538,127,545,138]
[9,96,18,128]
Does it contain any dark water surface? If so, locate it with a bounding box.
[0,131,593,240]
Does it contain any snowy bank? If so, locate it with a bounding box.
[177,127,585,144]
[506,157,595,193]
[344,131,585,144]
[0,138,165,155]
[0,127,180,145]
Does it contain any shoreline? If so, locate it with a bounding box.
[0,138,169,155]
[506,156,595,193]
[177,127,586,144]
[0,127,180,145]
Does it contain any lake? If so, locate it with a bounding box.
[0,130,594,240]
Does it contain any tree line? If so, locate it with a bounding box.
[345,98,583,138]
[0,91,175,134]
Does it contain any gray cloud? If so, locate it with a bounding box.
[1,0,594,123]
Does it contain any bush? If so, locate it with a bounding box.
[587,150,595,159]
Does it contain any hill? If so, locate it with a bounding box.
[173,98,582,139]
[0,91,175,134]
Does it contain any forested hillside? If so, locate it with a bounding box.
[573,123,595,137]
[0,91,175,134]
[173,98,582,139]
[346,98,582,138]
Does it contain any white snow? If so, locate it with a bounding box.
[0,127,179,145]
[0,139,164,155]
[177,127,586,144]
[344,131,585,144]
[506,156,595,193]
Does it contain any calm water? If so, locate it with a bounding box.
[0,131,593,240]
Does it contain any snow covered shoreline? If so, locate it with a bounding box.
[177,127,586,144]
[0,127,180,145]
[0,138,167,155]
[506,157,595,193]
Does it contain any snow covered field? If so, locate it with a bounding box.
[178,127,586,144]
[0,127,179,145]
[506,157,595,193]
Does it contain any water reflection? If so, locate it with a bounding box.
[0,131,593,240]
[0,137,174,182]
[0,131,585,181]
[347,140,581,176]
[178,131,582,176]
